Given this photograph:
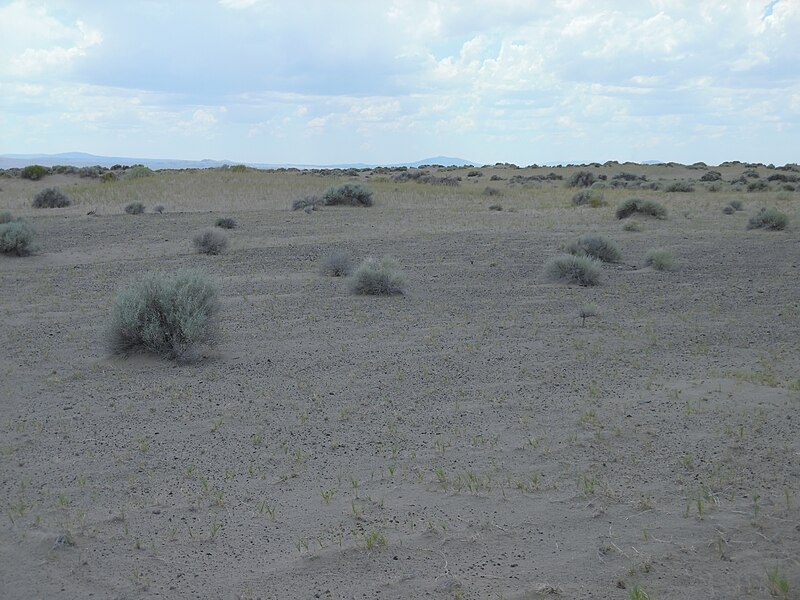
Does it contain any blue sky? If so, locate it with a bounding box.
[1,0,798,165]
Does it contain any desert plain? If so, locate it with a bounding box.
[0,162,798,599]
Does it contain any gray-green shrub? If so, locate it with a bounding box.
[320,251,353,277]
[644,248,676,271]
[571,189,606,207]
[32,187,71,208]
[0,211,13,224]
[215,216,237,229]
[323,183,374,207]
[567,171,595,188]
[292,194,323,211]
[122,165,154,180]
[728,199,743,210]
[107,269,218,363]
[124,202,146,215]
[193,228,228,255]
[350,256,405,295]
[153,205,165,214]
[616,198,667,219]
[665,181,694,192]
[544,254,602,286]
[747,208,788,230]
[21,165,48,181]
[0,220,36,256]
[564,234,621,263]
[622,220,642,232]
[722,205,735,215]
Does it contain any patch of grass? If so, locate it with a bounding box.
[629,586,651,600]
[622,220,642,232]
[193,228,228,255]
[747,208,788,230]
[747,180,769,192]
[0,220,36,256]
[644,248,676,271]
[767,566,790,599]
[124,202,146,215]
[323,183,373,207]
[107,269,219,363]
[564,233,621,263]
[215,216,237,229]
[320,251,353,277]
[32,187,71,208]
[483,186,502,196]
[350,256,406,295]
[544,254,602,286]
[616,198,667,219]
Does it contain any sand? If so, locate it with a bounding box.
[1,164,798,599]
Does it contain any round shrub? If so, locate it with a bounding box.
[350,256,406,295]
[193,228,228,255]
[21,165,48,181]
[320,251,353,277]
[747,180,769,192]
[215,216,238,229]
[122,166,154,180]
[567,171,595,188]
[323,183,374,207]
[644,248,676,271]
[722,205,735,215]
[32,187,71,208]
[0,220,36,256]
[728,199,743,211]
[107,269,218,363]
[544,254,602,286]
[572,189,605,207]
[665,181,694,192]
[100,172,117,183]
[615,198,667,219]
[747,208,788,231]
[124,202,146,215]
[564,233,621,263]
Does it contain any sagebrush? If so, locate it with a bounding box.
[320,252,353,277]
[544,254,602,286]
[32,187,71,208]
[107,269,219,363]
[350,256,406,295]
[193,228,229,255]
[0,220,36,256]
[564,233,621,263]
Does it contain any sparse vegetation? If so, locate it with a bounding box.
[622,220,642,232]
[0,211,14,224]
[292,194,324,211]
[747,208,788,230]
[124,202,146,215]
[350,256,406,295]
[320,251,353,277]
[215,216,237,229]
[122,165,154,180]
[322,183,374,207]
[544,254,602,286]
[0,219,36,256]
[193,228,229,255]
[665,181,694,192]
[107,269,219,363]
[644,248,676,271]
[153,205,165,214]
[616,198,667,219]
[32,187,71,208]
[578,303,599,326]
[564,233,621,263]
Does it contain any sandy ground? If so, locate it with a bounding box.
[1,165,799,599]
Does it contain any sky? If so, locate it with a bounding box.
[0,0,798,166]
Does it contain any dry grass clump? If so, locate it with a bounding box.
[616,198,667,219]
[292,195,324,211]
[193,228,229,255]
[215,216,238,229]
[566,171,595,188]
[107,269,218,363]
[320,252,353,277]
[32,187,71,208]
[0,219,36,256]
[124,202,146,214]
[665,181,694,192]
[747,208,788,230]
[564,233,621,263]
[644,248,676,271]
[350,256,406,295]
[544,254,602,286]
[622,220,643,232]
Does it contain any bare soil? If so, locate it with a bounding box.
[1,165,799,599]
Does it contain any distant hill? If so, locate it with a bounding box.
[0,152,476,170]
